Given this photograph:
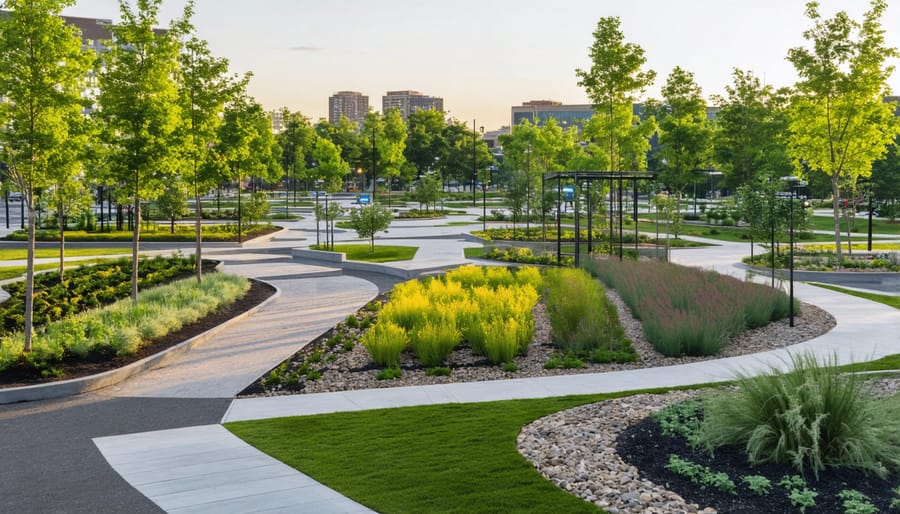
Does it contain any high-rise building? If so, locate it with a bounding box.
[328,91,369,126]
[382,90,443,119]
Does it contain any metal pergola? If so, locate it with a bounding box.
[543,170,658,266]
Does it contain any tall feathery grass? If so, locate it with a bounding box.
[697,352,900,479]
[587,258,794,357]
[542,267,630,355]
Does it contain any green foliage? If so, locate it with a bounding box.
[426,367,451,377]
[408,318,461,367]
[588,258,792,356]
[741,475,772,496]
[360,321,408,368]
[0,272,249,374]
[375,366,402,380]
[542,267,634,357]
[0,255,200,336]
[483,246,574,266]
[664,455,736,494]
[349,204,393,251]
[698,353,900,479]
[838,489,878,514]
[652,399,703,444]
[242,191,270,224]
[502,362,518,373]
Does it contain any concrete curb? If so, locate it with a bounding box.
[0,278,281,405]
[291,248,464,279]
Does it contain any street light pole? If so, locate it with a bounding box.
[472,119,477,206]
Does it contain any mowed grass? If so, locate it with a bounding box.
[807,282,900,310]
[0,259,118,281]
[314,244,418,262]
[226,396,612,514]
[808,215,900,235]
[0,247,130,261]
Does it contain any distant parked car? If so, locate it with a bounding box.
[7,192,22,202]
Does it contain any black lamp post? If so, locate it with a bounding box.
[371,126,377,200]
[784,176,807,328]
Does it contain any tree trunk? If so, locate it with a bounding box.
[23,199,37,352]
[132,193,141,303]
[831,175,843,267]
[844,208,853,257]
[58,200,65,280]
[195,184,203,284]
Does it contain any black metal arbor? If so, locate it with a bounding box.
[543,170,658,266]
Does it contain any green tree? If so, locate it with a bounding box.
[242,190,269,225]
[360,112,384,198]
[0,0,92,350]
[786,0,900,263]
[349,204,393,251]
[310,137,348,192]
[155,182,188,233]
[648,67,715,202]
[278,110,316,193]
[871,137,899,222]
[405,109,447,180]
[97,0,191,301]
[316,116,362,187]
[576,16,656,172]
[713,69,794,190]
[178,35,239,282]
[215,92,277,242]
[381,108,407,203]
[413,172,441,212]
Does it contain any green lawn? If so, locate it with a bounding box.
[808,214,900,235]
[635,220,836,243]
[226,396,618,514]
[807,282,900,310]
[312,244,418,262]
[463,247,486,258]
[3,224,276,242]
[0,248,131,261]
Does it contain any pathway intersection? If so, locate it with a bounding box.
[0,208,898,513]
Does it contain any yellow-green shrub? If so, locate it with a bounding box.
[408,316,461,367]
[361,321,408,367]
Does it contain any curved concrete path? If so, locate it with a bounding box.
[3,212,897,513]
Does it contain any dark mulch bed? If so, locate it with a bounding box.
[0,279,276,388]
[616,415,897,513]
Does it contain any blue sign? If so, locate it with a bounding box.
[357,193,370,205]
[562,186,574,202]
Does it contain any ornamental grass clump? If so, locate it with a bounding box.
[367,265,540,368]
[589,258,795,357]
[542,267,632,355]
[360,321,408,367]
[697,352,900,479]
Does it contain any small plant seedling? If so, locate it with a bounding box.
[838,489,877,514]
[665,455,736,494]
[345,315,360,328]
[308,350,323,363]
[502,362,518,373]
[305,370,322,381]
[326,354,337,363]
[543,358,561,370]
[788,488,817,513]
[741,475,772,496]
[779,475,807,491]
[561,354,585,369]
[426,367,451,377]
[342,340,355,352]
[376,367,402,380]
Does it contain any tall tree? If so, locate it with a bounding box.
[713,69,794,190]
[0,0,92,350]
[215,93,277,241]
[405,108,447,180]
[786,0,900,263]
[576,16,656,172]
[380,109,407,202]
[649,67,715,199]
[310,137,347,192]
[279,110,316,192]
[871,136,899,222]
[361,112,385,199]
[178,35,239,282]
[97,0,191,301]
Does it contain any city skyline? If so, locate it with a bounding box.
[60,0,900,130]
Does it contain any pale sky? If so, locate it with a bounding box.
[61,0,900,131]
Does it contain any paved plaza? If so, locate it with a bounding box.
[0,205,898,513]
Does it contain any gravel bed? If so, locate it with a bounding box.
[245,287,837,396]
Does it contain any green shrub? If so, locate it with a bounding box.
[838,489,878,514]
[408,319,460,367]
[698,353,900,479]
[481,317,522,365]
[360,321,408,367]
[376,366,402,380]
[426,367,451,377]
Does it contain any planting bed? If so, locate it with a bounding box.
[240,285,835,397]
[0,279,275,388]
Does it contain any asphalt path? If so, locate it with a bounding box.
[0,395,230,514]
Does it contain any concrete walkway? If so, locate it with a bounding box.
[10,213,894,513]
